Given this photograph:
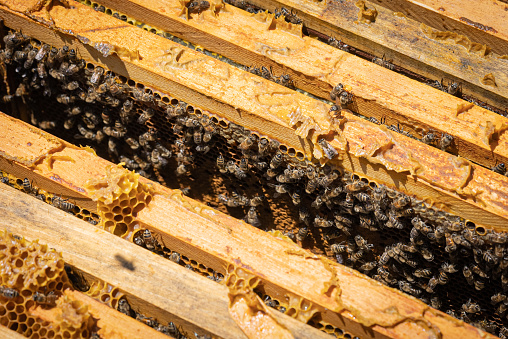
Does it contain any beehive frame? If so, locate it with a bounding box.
[0,0,507,338]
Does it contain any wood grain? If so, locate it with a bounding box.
[77,0,508,170]
[0,325,27,339]
[0,183,337,339]
[368,0,508,56]
[243,0,508,109]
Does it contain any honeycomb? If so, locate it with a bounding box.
[0,230,96,338]
[84,164,153,238]
[2,24,508,337]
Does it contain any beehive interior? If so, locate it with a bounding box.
[1,6,508,338]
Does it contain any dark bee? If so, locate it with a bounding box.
[372,54,394,71]
[23,178,36,195]
[117,298,135,317]
[296,226,309,242]
[413,268,432,278]
[461,299,480,314]
[187,0,210,13]
[32,291,59,306]
[64,264,90,292]
[318,138,338,159]
[138,108,155,125]
[279,7,302,24]
[463,265,474,285]
[291,188,301,205]
[345,180,367,192]
[51,195,75,211]
[90,66,104,85]
[143,229,161,252]
[491,292,507,305]
[492,163,506,175]
[0,286,18,299]
[399,281,421,297]
[447,81,462,97]
[439,133,454,151]
[327,37,350,52]
[421,132,435,145]
[244,207,261,228]
[270,151,284,169]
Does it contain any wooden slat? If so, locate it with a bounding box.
[0,326,27,339]
[0,4,507,228]
[79,0,508,172]
[368,0,508,56]
[0,182,350,339]
[242,0,508,109]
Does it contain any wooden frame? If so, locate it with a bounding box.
[0,2,507,230]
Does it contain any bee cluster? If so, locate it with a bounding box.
[2,27,508,337]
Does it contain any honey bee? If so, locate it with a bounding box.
[354,235,373,251]
[439,134,454,151]
[392,195,410,209]
[372,54,394,71]
[462,265,474,285]
[169,252,181,264]
[151,149,168,169]
[33,291,58,305]
[483,250,498,266]
[37,120,56,130]
[421,132,435,144]
[296,226,309,242]
[117,298,135,317]
[314,215,333,228]
[420,247,434,261]
[437,269,448,285]
[64,264,90,292]
[123,137,139,150]
[136,313,158,328]
[176,164,187,176]
[474,279,485,290]
[187,0,210,13]
[257,138,269,155]
[471,263,488,278]
[244,207,261,228]
[350,250,364,264]
[239,134,257,151]
[359,261,377,273]
[492,163,506,175]
[318,138,338,159]
[138,108,154,125]
[399,281,421,297]
[387,213,404,229]
[90,66,104,85]
[330,83,344,101]
[0,286,18,299]
[447,81,462,97]
[426,277,438,293]
[143,229,161,252]
[413,268,432,278]
[51,195,75,211]
[491,292,507,305]
[218,193,239,208]
[22,178,36,195]
[345,180,367,192]
[270,151,284,169]
[430,297,442,310]
[461,299,480,314]
[291,188,301,205]
[24,49,37,69]
[327,37,350,52]
[263,295,279,309]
